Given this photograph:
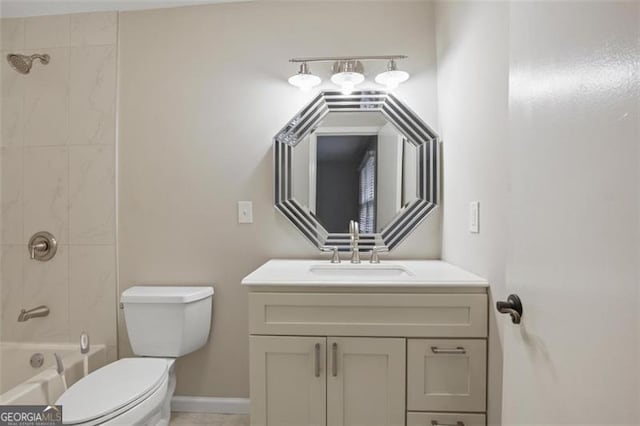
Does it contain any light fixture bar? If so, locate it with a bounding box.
[290,55,407,63]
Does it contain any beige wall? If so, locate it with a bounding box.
[117,1,441,397]
[435,2,509,423]
[0,12,118,360]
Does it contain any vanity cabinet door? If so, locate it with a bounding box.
[407,339,487,412]
[327,337,406,426]
[250,336,326,426]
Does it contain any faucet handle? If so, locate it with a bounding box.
[320,246,340,264]
[369,246,389,264]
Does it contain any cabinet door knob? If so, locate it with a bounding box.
[496,294,523,324]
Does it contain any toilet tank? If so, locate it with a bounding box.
[121,286,214,357]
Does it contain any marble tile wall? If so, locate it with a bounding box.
[0,12,118,361]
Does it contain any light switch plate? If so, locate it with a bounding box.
[470,201,480,233]
[238,201,253,224]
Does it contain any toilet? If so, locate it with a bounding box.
[56,286,214,426]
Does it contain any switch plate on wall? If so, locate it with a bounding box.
[238,201,253,224]
[469,201,480,233]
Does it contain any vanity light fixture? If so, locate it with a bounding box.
[288,55,409,92]
[375,59,410,90]
[330,60,365,95]
[287,62,321,91]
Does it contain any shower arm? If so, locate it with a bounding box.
[31,54,50,63]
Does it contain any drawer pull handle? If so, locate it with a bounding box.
[431,421,464,426]
[431,346,466,354]
[314,343,321,378]
[332,342,338,377]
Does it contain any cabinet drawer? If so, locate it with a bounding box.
[249,293,487,337]
[407,412,486,426]
[407,339,487,412]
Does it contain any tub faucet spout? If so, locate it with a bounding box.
[18,305,49,322]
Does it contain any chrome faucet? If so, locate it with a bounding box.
[18,305,49,322]
[349,220,361,264]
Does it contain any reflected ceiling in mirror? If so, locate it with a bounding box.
[274,91,439,251]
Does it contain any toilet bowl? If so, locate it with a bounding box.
[56,358,174,425]
[56,286,213,426]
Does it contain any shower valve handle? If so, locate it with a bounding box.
[30,241,48,259]
[27,231,57,261]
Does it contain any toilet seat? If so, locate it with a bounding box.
[56,358,172,425]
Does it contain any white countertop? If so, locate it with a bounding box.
[241,259,488,288]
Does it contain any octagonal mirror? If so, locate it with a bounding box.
[274,91,439,251]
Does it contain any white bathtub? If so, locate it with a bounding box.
[0,342,107,405]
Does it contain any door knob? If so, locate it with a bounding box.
[497,294,523,324]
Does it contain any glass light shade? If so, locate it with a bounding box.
[331,71,365,95]
[288,72,321,91]
[375,69,410,90]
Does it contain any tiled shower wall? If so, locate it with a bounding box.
[0,12,118,360]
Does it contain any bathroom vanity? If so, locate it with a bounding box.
[254,90,488,425]
[242,260,489,426]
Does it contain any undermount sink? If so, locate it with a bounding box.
[308,264,413,278]
[241,259,489,287]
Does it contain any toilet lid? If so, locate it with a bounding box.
[56,358,169,424]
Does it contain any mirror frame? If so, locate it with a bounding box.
[274,91,439,252]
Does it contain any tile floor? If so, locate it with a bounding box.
[170,412,250,426]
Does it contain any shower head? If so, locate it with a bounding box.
[6,53,50,74]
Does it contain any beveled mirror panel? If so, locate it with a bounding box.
[275,91,439,251]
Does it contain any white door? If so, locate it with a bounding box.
[327,337,405,426]
[250,336,326,426]
[501,2,640,424]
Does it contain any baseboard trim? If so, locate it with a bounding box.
[171,396,250,414]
